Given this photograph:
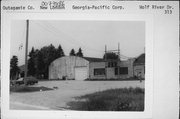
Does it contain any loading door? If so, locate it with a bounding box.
[75,67,88,81]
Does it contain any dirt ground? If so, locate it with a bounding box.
[10,80,144,110]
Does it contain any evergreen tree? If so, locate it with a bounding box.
[36,51,45,78]
[76,47,83,57]
[69,49,76,56]
[40,44,57,78]
[56,45,65,58]
[10,55,20,80]
[47,44,57,65]
[28,47,36,76]
[24,44,66,79]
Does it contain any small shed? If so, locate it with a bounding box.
[133,53,145,79]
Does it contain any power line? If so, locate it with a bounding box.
[46,21,104,52]
[38,21,104,53]
[33,21,134,59]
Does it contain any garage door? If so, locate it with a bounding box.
[75,67,88,81]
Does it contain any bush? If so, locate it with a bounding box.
[67,87,144,111]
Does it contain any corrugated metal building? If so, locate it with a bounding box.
[49,56,135,80]
[49,56,89,80]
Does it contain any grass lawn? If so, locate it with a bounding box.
[67,87,144,111]
[10,81,144,110]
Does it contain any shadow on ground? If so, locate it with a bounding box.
[10,86,54,93]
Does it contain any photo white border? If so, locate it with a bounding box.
[1,13,153,119]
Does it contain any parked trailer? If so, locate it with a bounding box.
[24,77,38,85]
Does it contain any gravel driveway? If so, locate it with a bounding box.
[10,80,144,110]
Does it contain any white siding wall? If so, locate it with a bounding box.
[119,59,135,78]
[89,59,134,79]
[89,62,106,79]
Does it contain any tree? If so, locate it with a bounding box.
[76,47,83,57]
[40,44,57,78]
[47,44,57,64]
[69,49,76,56]
[23,44,66,79]
[36,50,45,78]
[103,52,119,60]
[28,47,36,76]
[10,55,20,80]
[56,45,65,58]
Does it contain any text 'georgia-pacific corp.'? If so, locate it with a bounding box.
[72,5,124,10]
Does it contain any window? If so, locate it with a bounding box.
[114,62,117,67]
[115,67,128,75]
[108,62,111,67]
[108,62,118,67]
[94,68,105,75]
[119,67,128,74]
[115,67,118,75]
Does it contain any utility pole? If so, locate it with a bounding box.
[118,43,120,79]
[24,20,29,80]
[105,45,107,80]
[118,43,120,61]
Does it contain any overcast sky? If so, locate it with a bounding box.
[11,20,145,66]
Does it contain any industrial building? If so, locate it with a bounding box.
[48,55,143,80]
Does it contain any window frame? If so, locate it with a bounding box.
[94,68,106,76]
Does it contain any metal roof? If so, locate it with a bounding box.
[133,53,145,65]
[83,57,105,62]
